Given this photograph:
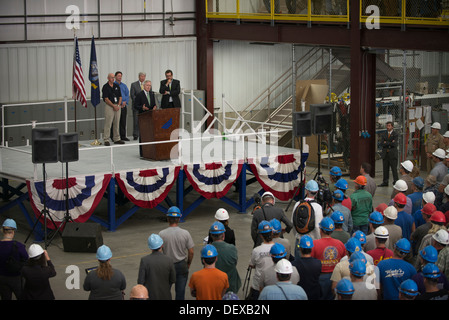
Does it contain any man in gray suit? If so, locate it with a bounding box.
[137,234,176,300]
[130,72,146,140]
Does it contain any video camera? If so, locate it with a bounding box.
[315,176,333,212]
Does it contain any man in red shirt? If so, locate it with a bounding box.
[367,226,394,266]
[311,217,346,300]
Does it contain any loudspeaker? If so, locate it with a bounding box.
[293,112,312,137]
[62,222,103,253]
[59,133,79,163]
[311,103,333,135]
[31,127,59,164]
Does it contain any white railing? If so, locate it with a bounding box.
[1,97,104,147]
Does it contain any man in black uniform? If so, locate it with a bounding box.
[379,121,399,187]
[251,191,293,247]
[102,73,124,146]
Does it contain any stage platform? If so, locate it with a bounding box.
[0,136,308,241]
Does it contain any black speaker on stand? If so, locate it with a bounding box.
[26,127,59,248]
[285,112,312,212]
[47,133,80,247]
[311,103,333,182]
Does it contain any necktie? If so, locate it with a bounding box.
[140,83,143,90]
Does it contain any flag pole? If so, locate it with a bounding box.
[89,33,101,146]
[73,28,78,133]
[91,106,101,145]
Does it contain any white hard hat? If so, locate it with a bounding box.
[274,259,293,274]
[28,243,44,259]
[431,122,441,130]
[432,148,446,159]
[432,230,449,245]
[262,191,275,204]
[374,226,389,239]
[423,191,436,204]
[215,208,229,221]
[444,131,449,138]
[384,206,398,220]
[401,160,414,172]
[393,179,408,192]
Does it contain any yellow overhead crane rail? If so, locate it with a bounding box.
[205,0,449,27]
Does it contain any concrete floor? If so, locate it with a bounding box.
[0,158,406,301]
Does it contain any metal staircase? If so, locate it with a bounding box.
[238,47,418,148]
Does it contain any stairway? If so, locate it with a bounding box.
[241,47,421,148]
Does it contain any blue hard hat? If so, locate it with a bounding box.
[332,189,345,201]
[319,217,335,232]
[335,178,348,190]
[330,166,342,177]
[222,291,239,300]
[166,206,182,217]
[369,211,384,224]
[330,210,345,223]
[399,279,419,297]
[96,245,112,261]
[258,220,272,234]
[148,234,163,250]
[422,263,440,279]
[395,238,411,254]
[349,251,367,265]
[336,278,354,296]
[349,258,366,277]
[270,219,282,234]
[201,244,218,258]
[412,176,424,189]
[210,221,225,234]
[305,180,319,192]
[420,245,438,263]
[299,235,314,249]
[353,230,367,244]
[270,243,287,259]
[345,237,362,254]
[2,219,17,230]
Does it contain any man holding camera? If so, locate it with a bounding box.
[250,192,293,248]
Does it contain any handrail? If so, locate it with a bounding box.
[241,47,322,123]
[206,0,449,27]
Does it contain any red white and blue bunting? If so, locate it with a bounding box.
[247,152,307,201]
[26,174,112,229]
[184,160,244,199]
[115,166,181,208]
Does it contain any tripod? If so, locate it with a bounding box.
[285,136,305,212]
[46,161,73,246]
[25,163,59,248]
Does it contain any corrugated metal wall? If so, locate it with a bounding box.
[213,40,326,112]
[0,37,197,104]
[0,0,195,41]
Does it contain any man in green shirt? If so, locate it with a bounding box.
[209,222,242,294]
[350,175,373,236]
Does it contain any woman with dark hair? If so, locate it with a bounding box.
[83,245,126,300]
[20,243,56,300]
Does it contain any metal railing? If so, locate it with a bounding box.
[206,0,449,26]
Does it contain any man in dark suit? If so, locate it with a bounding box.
[379,121,399,187]
[159,70,181,109]
[134,80,157,157]
[130,72,146,140]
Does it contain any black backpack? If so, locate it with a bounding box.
[292,200,315,234]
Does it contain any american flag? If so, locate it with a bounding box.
[72,37,87,108]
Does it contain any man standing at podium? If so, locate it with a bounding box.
[134,80,157,157]
[159,70,181,109]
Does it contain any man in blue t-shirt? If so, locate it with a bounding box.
[378,238,417,300]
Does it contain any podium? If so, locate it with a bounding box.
[138,108,180,161]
